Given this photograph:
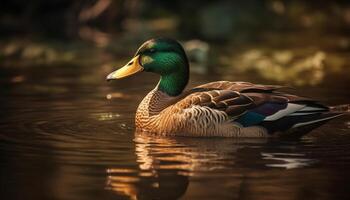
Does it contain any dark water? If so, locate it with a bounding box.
[1,61,350,200]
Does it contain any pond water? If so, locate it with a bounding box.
[1,57,350,200]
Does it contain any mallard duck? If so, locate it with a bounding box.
[107,38,349,137]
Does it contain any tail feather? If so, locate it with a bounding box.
[261,110,346,138]
[291,113,343,128]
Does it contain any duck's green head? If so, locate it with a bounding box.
[107,38,189,96]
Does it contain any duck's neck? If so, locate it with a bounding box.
[158,67,189,97]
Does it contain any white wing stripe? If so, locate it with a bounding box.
[288,112,320,116]
[299,106,327,111]
[264,103,305,121]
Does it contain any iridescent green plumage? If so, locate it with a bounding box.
[136,38,189,96]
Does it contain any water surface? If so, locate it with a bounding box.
[1,61,350,200]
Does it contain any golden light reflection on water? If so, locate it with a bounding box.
[104,133,336,199]
[91,112,121,121]
[261,152,317,169]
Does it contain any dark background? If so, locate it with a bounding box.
[1,0,350,87]
[1,0,350,39]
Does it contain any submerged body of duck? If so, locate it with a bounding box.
[107,38,349,138]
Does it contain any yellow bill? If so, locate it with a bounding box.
[106,55,143,80]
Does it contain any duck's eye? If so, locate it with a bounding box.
[149,48,156,53]
[141,55,154,65]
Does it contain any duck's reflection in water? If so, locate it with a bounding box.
[106,133,343,200]
[106,133,256,199]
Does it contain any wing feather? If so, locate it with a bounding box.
[173,81,329,129]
